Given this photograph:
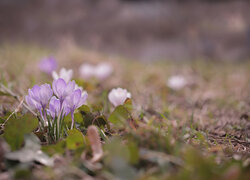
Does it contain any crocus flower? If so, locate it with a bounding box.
[95,63,113,80]
[167,75,187,90]
[47,96,70,119]
[38,57,57,74]
[79,64,95,80]
[25,84,53,124]
[25,90,42,111]
[64,89,88,113]
[108,88,131,107]
[52,78,75,102]
[52,68,73,83]
[47,96,60,119]
[64,89,88,129]
[25,84,53,110]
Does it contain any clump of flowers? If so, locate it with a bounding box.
[108,88,131,107]
[79,63,113,80]
[38,57,57,74]
[25,78,88,142]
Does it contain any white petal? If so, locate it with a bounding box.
[52,71,59,80]
[108,88,131,107]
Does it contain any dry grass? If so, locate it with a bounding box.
[0,43,249,179]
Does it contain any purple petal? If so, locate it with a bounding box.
[62,103,70,116]
[29,85,41,101]
[39,84,53,107]
[78,92,88,108]
[48,96,61,118]
[25,95,41,111]
[25,95,36,110]
[52,78,66,99]
[73,89,81,105]
[63,80,75,98]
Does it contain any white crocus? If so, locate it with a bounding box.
[52,68,73,83]
[95,63,113,80]
[108,88,131,107]
[167,75,187,90]
[79,64,95,80]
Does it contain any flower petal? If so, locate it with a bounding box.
[52,78,67,99]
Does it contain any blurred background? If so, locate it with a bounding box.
[0,0,250,62]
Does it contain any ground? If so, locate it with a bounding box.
[0,43,249,179]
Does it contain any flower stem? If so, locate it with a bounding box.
[70,112,74,129]
[57,111,62,140]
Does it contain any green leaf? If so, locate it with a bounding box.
[108,105,129,127]
[64,113,84,127]
[0,111,11,124]
[91,104,103,112]
[104,138,136,180]
[93,115,110,129]
[66,129,85,150]
[64,114,72,126]
[78,105,91,114]
[127,141,139,165]
[104,138,130,163]
[42,140,66,156]
[75,113,83,124]
[4,113,39,150]
[78,105,95,128]
[124,98,133,112]
[82,112,95,128]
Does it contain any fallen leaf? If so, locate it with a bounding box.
[5,134,54,167]
[87,125,103,163]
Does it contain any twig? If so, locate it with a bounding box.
[0,83,37,117]
[2,99,24,126]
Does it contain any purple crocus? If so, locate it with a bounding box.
[47,96,61,119]
[26,84,53,110]
[25,84,53,122]
[64,89,88,129]
[52,78,75,103]
[25,85,42,111]
[38,57,57,74]
[48,96,70,119]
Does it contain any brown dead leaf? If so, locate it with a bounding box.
[87,125,103,163]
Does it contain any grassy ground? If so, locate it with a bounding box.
[0,43,249,180]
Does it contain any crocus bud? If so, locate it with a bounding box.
[108,88,131,107]
[95,63,113,80]
[167,75,187,90]
[38,57,57,74]
[52,68,73,83]
[79,64,95,80]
